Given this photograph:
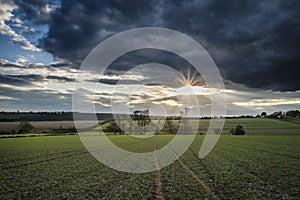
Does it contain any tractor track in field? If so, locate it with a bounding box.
[0,140,152,170]
[176,158,220,200]
[153,143,165,200]
[166,146,220,200]
[186,146,278,197]
[187,146,219,192]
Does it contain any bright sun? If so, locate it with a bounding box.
[178,67,201,86]
[172,67,214,96]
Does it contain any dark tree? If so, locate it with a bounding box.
[286,110,300,118]
[132,110,149,135]
[17,121,34,134]
[261,112,267,117]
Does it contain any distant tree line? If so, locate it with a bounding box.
[260,110,300,119]
[225,110,300,119]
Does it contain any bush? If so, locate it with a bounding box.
[231,125,245,135]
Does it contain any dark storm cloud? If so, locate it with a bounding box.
[0,74,75,86]
[0,74,43,86]
[98,79,118,85]
[14,0,57,24]
[106,49,193,75]
[38,0,158,65]
[50,63,74,68]
[46,75,75,82]
[160,0,300,91]
[0,86,72,111]
[21,0,300,91]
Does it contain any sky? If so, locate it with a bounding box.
[0,0,299,116]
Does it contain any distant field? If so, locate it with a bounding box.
[1,118,299,136]
[100,118,300,135]
[216,118,300,135]
[0,135,299,199]
[281,116,300,125]
[0,121,99,133]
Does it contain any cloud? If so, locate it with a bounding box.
[33,0,300,91]
[0,73,43,86]
[0,0,41,51]
[233,98,300,107]
[14,0,58,24]
[46,75,75,82]
[161,0,300,91]
[0,85,72,111]
[1,0,300,113]
[38,0,160,65]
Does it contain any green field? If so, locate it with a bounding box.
[100,117,300,136]
[1,117,299,136]
[0,121,98,132]
[0,118,300,199]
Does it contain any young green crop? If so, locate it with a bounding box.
[0,124,299,199]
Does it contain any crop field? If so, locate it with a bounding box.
[0,121,97,134]
[101,118,300,136]
[0,118,299,200]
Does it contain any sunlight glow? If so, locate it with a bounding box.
[233,98,300,107]
[177,67,202,86]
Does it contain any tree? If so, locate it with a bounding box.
[269,111,283,119]
[17,121,34,134]
[261,112,267,118]
[286,110,300,118]
[132,110,149,135]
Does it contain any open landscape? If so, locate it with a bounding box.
[0,117,299,199]
[1,0,300,199]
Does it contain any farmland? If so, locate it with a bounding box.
[100,118,300,136]
[0,121,97,133]
[0,118,300,199]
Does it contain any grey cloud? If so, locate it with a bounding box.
[0,74,43,86]
[14,0,57,24]
[13,0,300,91]
[46,75,75,82]
[0,85,72,111]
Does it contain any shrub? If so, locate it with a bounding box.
[231,125,245,135]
